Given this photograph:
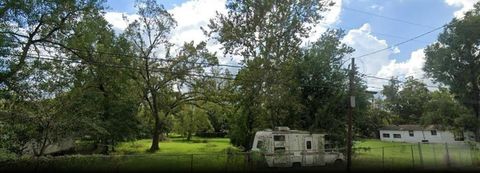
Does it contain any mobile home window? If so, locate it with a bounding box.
[306,141,312,150]
[273,135,285,141]
[409,130,414,137]
[257,140,264,149]
[382,133,390,138]
[431,130,437,136]
[393,134,401,138]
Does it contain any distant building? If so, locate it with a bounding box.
[379,124,475,143]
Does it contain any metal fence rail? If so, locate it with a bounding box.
[352,142,480,171]
[1,142,479,172]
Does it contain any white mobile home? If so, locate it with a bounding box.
[251,127,344,167]
[379,125,475,143]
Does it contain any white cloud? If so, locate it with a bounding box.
[371,49,438,91]
[370,4,384,11]
[445,0,479,18]
[342,23,398,76]
[168,0,227,46]
[304,0,343,44]
[376,49,426,79]
[340,23,438,91]
[103,12,139,31]
[103,0,344,72]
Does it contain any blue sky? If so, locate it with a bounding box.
[104,0,478,90]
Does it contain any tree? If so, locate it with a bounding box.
[0,0,101,89]
[123,0,217,151]
[397,77,431,123]
[423,2,480,140]
[381,77,431,124]
[207,0,331,150]
[173,105,213,141]
[382,77,401,114]
[421,88,477,132]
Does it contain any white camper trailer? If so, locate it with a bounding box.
[251,127,344,167]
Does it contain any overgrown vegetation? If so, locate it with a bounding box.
[1,0,480,167]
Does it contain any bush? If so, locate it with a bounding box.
[196,132,227,138]
[0,148,16,162]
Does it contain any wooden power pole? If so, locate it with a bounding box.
[347,58,355,172]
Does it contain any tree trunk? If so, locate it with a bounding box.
[187,131,192,141]
[149,91,161,152]
[150,115,160,151]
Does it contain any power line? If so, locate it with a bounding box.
[361,74,439,88]
[354,24,446,60]
[341,6,435,29]
[3,51,442,89]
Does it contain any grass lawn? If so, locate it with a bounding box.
[1,135,253,172]
[2,137,479,172]
[352,139,480,170]
[114,135,239,155]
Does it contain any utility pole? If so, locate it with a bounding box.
[347,58,355,172]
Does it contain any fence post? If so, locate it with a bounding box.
[418,142,424,168]
[382,147,385,170]
[445,143,450,168]
[224,153,229,172]
[470,144,475,166]
[410,145,415,169]
[190,154,194,173]
[432,144,437,167]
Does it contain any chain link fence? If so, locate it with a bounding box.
[1,142,479,172]
[353,142,480,171]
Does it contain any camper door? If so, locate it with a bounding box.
[273,134,288,166]
[304,136,314,165]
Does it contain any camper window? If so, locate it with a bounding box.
[306,141,312,150]
[273,135,285,141]
[257,140,264,149]
[274,147,286,152]
[382,133,390,138]
[393,134,401,138]
[431,130,437,136]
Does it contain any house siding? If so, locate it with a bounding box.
[379,130,473,143]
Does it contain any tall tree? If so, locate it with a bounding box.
[423,2,480,140]
[381,77,430,124]
[123,0,217,151]
[207,0,331,150]
[397,77,431,123]
[421,88,477,132]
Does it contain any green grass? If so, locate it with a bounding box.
[2,137,479,172]
[1,136,250,172]
[352,139,480,170]
[114,136,239,155]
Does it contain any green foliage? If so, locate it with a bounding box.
[382,77,431,124]
[422,88,478,131]
[423,2,480,138]
[173,105,213,140]
[208,0,336,150]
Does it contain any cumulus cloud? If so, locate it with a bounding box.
[168,0,227,47]
[342,23,398,76]
[369,49,438,91]
[445,0,479,18]
[103,0,344,72]
[340,24,438,91]
[304,0,343,44]
[103,12,139,31]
